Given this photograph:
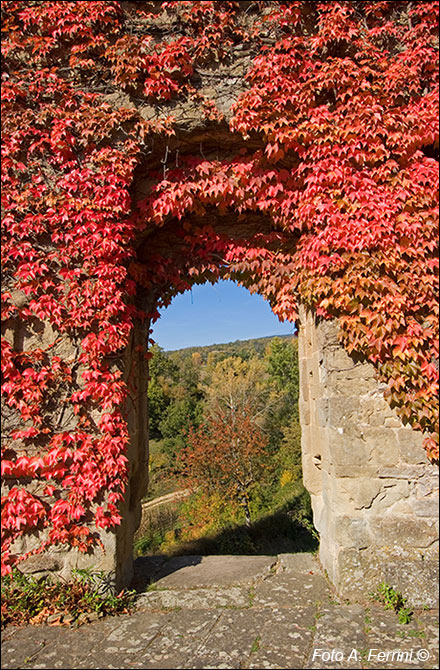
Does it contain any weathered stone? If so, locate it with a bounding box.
[331,516,371,551]
[363,426,400,465]
[248,607,315,669]
[370,480,411,512]
[330,463,381,479]
[299,399,311,426]
[383,416,402,428]
[336,546,439,608]
[298,308,438,607]
[306,604,366,668]
[327,397,361,426]
[331,375,379,395]
[411,499,439,518]
[137,586,250,611]
[397,428,428,464]
[327,428,373,465]
[5,581,437,670]
[278,552,321,573]
[302,452,323,497]
[368,516,438,549]
[414,471,439,498]
[378,464,428,480]
[335,478,384,510]
[151,555,276,589]
[20,554,63,574]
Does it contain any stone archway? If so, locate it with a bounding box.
[6,134,438,605]
[110,292,437,607]
[6,238,438,606]
[2,1,438,608]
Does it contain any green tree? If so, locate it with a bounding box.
[263,337,302,485]
[147,344,179,439]
[158,354,205,458]
[265,337,299,417]
[203,356,275,427]
[159,397,202,458]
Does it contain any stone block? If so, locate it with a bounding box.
[327,396,361,426]
[324,345,356,371]
[335,546,439,608]
[311,350,320,376]
[368,516,438,549]
[362,426,399,465]
[302,453,323,496]
[412,498,439,518]
[300,382,310,402]
[299,399,311,426]
[328,427,373,465]
[414,470,439,498]
[369,480,411,513]
[364,412,387,427]
[297,329,306,358]
[10,288,28,308]
[333,516,371,549]
[378,464,427,480]
[316,398,329,427]
[309,492,329,538]
[309,382,322,401]
[2,325,14,346]
[300,358,310,386]
[334,478,383,510]
[397,428,427,464]
[318,318,340,347]
[383,417,402,428]
[331,376,379,395]
[317,534,339,585]
[152,555,276,589]
[20,554,63,574]
[360,395,395,421]
[383,499,413,515]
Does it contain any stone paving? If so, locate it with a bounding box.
[1,553,438,669]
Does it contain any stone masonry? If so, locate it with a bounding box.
[2,302,151,591]
[4,301,439,606]
[298,306,439,607]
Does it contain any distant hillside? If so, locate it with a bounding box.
[165,333,297,363]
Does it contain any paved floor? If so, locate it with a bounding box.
[1,553,438,669]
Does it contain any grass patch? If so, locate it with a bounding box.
[250,634,261,654]
[135,485,319,558]
[133,502,182,556]
[371,582,413,625]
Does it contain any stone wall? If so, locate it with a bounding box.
[2,297,150,592]
[298,306,439,607]
[4,298,438,605]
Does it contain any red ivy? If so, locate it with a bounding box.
[1,1,438,575]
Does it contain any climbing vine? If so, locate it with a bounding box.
[1,1,438,575]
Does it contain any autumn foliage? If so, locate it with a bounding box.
[1,1,438,575]
[181,412,269,527]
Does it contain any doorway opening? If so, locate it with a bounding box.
[133,280,318,564]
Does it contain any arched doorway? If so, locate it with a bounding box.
[2,0,437,609]
[113,208,437,606]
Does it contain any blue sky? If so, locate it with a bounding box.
[151,280,296,351]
